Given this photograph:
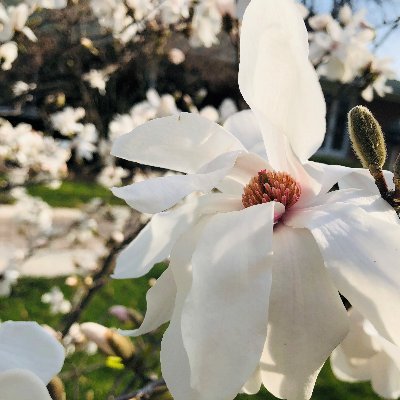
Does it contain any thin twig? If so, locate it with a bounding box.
[115,379,166,400]
[61,217,144,336]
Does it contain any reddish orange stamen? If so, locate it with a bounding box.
[242,169,301,209]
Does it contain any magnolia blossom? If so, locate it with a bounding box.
[111,1,400,399]
[160,0,190,25]
[0,269,19,297]
[50,107,85,137]
[72,123,98,161]
[0,321,65,400]
[361,58,396,102]
[0,4,37,43]
[331,309,400,399]
[41,286,72,315]
[83,69,110,95]
[190,0,222,48]
[12,81,37,96]
[0,41,18,70]
[97,164,129,187]
[27,0,68,10]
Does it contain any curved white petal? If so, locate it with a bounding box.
[239,0,326,168]
[286,202,400,347]
[0,322,64,384]
[330,347,371,383]
[0,369,52,400]
[112,151,240,213]
[111,113,245,173]
[223,110,266,158]
[121,267,176,337]
[218,152,271,195]
[370,352,400,399]
[113,199,199,279]
[241,368,262,395]
[260,225,348,400]
[181,203,275,400]
[339,168,395,193]
[160,219,211,400]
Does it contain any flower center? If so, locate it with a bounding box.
[242,169,301,209]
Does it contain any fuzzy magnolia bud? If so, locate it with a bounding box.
[393,153,400,203]
[47,376,66,400]
[348,106,389,197]
[106,330,136,362]
[348,106,386,169]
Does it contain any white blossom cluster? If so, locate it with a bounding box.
[89,0,239,47]
[50,107,98,161]
[0,0,67,71]
[0,118,69,187]
[307,4,396,101]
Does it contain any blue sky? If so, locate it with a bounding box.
[313,0,400,78]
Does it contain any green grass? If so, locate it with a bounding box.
[27,180,125,208]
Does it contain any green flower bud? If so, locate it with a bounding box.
[47,376,66,400]
[106,330,136,362]
[348,106,386,169]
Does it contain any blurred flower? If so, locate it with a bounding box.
[12,81,37,96]
[83,69,110,95]
[41,287,71,315]
[190,0,222,48]
[331,309,400,399]
[0,41,17,70]
[97,165,129,188]
[0,321,65,400]
[63,323,98,356]
[168,48,185,65]
[109,305,132,322]
[72,123,98,161]
[0,4,37,43]
[50,107,85,137]
[0,269,19,298]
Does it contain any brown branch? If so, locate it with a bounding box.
[115,379,167,400]
[61,217,145,336]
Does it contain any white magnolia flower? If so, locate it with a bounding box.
[0,41,18,70]
[12,81,37,96]
[0,269,19,297]
[331,309,400,399]
[361,57,396,102]
[41,286,72,315]
[83,69,110,95]
[126,0,154,20]
[0,4,36,43]
[190,0,222,48]
[111,1,400,399]
[50,106,85,137]
[72,123,98,161]
[0,321,65,400]
[27,0,68,10]
[160,0,190,25]
[98,164,129,187]
[168,48,185,64]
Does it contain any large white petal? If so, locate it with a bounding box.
[285,202,400,347]
[223,110,266,158]
[112,151,240,213]
[239,0,325,168]
[160,218,211,400]
[0,369,52,400]
[217,152,271,195]
[330,347,371,383]
[113,199,198,279]
[339,168,394,194]
[121,267,176,336]
[260,225,348,400]
[111,113,245,173]
[0,321,64,384]
[181,203,275,400]
[370,352,400,399]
